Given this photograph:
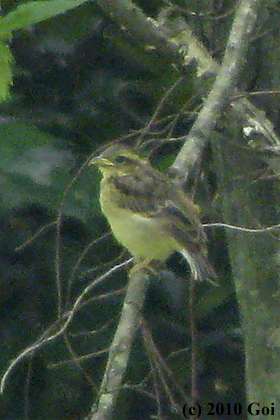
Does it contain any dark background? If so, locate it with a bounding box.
[1,0,279,419]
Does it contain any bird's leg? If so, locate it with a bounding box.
[129,258,165,276]
[129,257,156,275]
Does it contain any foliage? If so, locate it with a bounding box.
[0,0,89,100]
[0,0,280,419]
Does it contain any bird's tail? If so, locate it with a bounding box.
[181,249,217,282]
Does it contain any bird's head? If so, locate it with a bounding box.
[90,145,148,176]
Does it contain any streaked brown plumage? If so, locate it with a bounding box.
[90,145,215,281]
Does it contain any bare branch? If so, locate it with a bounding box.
[97,0,280,175]
[96,0,181,63]
[88,268,150,420]
[171,0,261,178]
[1,259,132,395]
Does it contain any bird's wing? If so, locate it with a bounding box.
[161,191,215,280]
[161,198,207,252]
[111,170,215,280]
[111,170,168,213]
[112,171,206,249]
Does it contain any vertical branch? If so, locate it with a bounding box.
[171,0,260,178]
[89,268,150,420]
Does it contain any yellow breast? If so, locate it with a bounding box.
[100,179,177,261]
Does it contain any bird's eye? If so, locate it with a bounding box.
[115,155,131,164]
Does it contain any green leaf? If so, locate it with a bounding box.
[0,0,89,35]
[0,40,13,101]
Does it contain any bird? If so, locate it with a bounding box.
[90,144,216,281]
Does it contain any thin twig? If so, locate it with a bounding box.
[204,222,280,233]
[55,155,94,317]
[0,259,132,394]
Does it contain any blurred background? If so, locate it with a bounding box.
[2,0,279,418]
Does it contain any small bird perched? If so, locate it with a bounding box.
[90,145,215,281]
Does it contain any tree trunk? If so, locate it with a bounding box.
[213,117,280,419]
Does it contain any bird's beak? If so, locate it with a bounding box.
[89,156,113,167]
[89,156,100,165]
